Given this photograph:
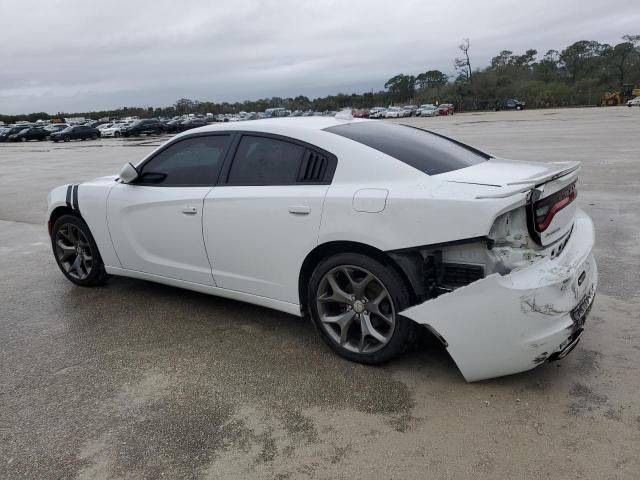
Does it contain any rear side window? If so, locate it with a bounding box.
[227,135,305,185]
[138,135,230,186]
[325,122,489,175]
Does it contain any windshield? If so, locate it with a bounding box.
[325,122,490,175]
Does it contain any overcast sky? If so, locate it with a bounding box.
[0,0,638,114]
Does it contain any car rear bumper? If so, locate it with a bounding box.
[400,208,597,382]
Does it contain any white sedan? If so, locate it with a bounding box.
[47,116,597,381]
[100,123,129,137]
[627,97,640,107]
[417,104,438,117]
[384,106,407,118]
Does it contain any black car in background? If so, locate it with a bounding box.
[162,119,182,133]
[178,118,207,131]
[0,126,33,142]
[9,127,49,142]
[494,99,526,111]
[121,119,164,137]
[50,125,99,142]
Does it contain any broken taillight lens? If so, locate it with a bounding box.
[534,182,577,232]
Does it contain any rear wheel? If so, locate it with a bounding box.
[91,133,97,140]
[21,137,27,142]
[308,253,413,364]
[114,131,121,137]
[51,215,107,286]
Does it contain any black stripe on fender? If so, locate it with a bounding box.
[72,185,80,213]
[65,185,72,208]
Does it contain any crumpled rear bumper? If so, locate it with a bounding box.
[400,208,597,382]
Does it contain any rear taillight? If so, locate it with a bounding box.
[534,182,577,232]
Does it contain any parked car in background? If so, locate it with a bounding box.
[44,124,69,134]
[89,121,111,129]
[101,123,129,138]
[495,99,526,111]
[384,106,407,118]
[121,119,165,137]
[417,104,438,117]
[627,97,640,107]
[402,105,418,116]
[50,125,99,142]
[1,126,34,142]
[9,127,49,142]
[369,107,387,119]
[162,119,182,133]
[352,109,370,118]
[437,104,455,115]
[178,118,208,131]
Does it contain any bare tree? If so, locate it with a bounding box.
[455,38,473,83]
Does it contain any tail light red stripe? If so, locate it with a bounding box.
[537,190,577,232]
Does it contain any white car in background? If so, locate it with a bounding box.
[417,104,438,117]
[46,116,597,382]
[384,106,407,118]
[369,107,387,119]
[627,97,640,107]
[100,123,129,137]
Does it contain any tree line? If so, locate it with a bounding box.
[1,34,638,123]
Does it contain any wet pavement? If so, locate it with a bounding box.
[1,108,639,479]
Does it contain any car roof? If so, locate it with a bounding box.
[178,116,366,137]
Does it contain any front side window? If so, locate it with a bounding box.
[138,135,230,186]
[226,135,305,185]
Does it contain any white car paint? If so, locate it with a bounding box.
[384,107,406,118]
[627,96,640,106]
[47,116,597,381]
[417,104,437,117]
[100,123,129,137]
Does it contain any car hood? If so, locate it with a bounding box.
[437,158,580,193]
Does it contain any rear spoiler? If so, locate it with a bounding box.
[475,162,580,200]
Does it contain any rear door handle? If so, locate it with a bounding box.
[181,206,198,215]
[288,205,311,215]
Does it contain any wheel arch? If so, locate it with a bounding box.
[48,206,81,236]
[298,240,418,314]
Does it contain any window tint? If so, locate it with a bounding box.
[227,135,305,185]
[324,122,488,175]
[139,135,230,186]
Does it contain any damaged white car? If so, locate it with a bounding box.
[47,116,597,381]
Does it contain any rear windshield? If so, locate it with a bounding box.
[324,122,490,175]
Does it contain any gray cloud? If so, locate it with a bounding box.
[0,0,638,114]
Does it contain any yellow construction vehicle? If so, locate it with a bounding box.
[602,84,639,106]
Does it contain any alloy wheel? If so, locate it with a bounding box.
[54,223,94,280]
[316,265,396,354]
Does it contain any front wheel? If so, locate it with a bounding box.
[51,215,107,286]
[114,131,121,137]
[63,135,70,142]
[308,253,413,364]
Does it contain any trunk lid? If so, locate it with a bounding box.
[439,158,580,246]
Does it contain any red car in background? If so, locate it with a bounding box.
[437,104,454,115]
[352,109,370,118]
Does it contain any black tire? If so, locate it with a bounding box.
[91,133,97,140]
[308,253,413,365]
[21,137,27,142]
[114,131,121,137]
[63,135,70,142]
[51,214,108,286]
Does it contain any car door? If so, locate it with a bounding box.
[203,133,336,303]
[107,134,231,285]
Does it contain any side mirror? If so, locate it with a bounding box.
[118,162,139,184]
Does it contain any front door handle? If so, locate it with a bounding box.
[288,205,311,215]
[181,206,198,215]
